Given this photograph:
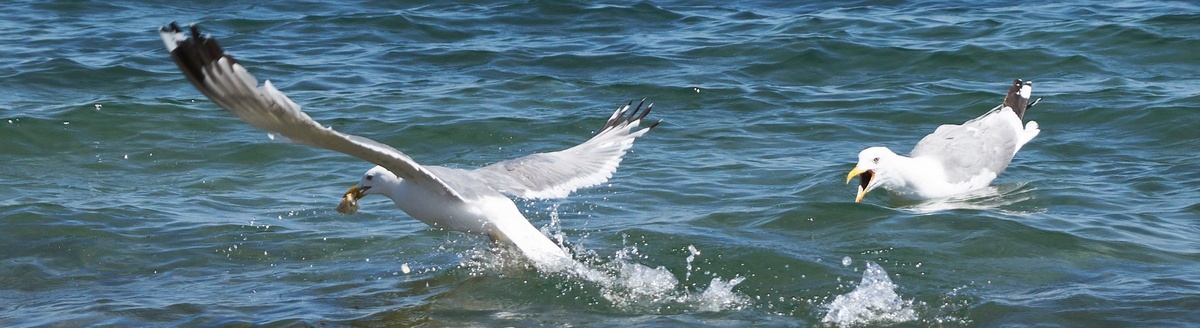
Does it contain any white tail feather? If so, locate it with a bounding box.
[485,199,572,271]
[1014,120,1040,155]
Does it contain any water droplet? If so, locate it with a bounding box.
[822,262,916,325]
[842,256,852,266]
[685,245,701,281]
[401,263,411,274]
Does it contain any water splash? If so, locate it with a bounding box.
[685,244,700,281]
[822,261,917,326]
[461,205,749,313]
[689,275,747,312]
[462,242,749,312]
[592,244,751,311]
[541,203,569,249]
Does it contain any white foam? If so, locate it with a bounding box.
[689,276,747,312]
[566,243,748,311]
[901,182,1037,214]
[822,262,917,326]
[460,209,749,313]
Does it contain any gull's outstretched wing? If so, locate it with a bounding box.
[160,22,464,200]
[472,101,659,199]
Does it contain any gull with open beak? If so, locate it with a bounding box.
[847,79,1042,203]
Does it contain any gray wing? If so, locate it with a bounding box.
[160,23,465,200]
[909,109,1019,184]
[471,101,659,199]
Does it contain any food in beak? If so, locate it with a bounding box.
[336,186,369,214]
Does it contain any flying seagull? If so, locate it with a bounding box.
[846,79,1042,202]
[160,22,659,269]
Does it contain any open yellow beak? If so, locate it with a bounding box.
[336,185,371,214]
[846,166,871,203]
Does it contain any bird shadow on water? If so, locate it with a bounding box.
[889,182,1044,215]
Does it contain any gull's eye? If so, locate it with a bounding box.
[872,157,880,164]
[365,175,373,181]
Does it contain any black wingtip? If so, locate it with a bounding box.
[1003,78,1032,121]
[625,99,647,122]
[634,101,660,130]
[633,101,653,123]
[162,22,240,105]
[1026,97,1043,110]
[599,99,658,132]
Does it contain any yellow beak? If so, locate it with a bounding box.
[846,166,864,184]
[348,185,371,199]
[846,166,870,203]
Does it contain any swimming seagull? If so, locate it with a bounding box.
[159,22,659,269]
[846,79,1042,202]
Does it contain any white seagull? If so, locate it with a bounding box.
[160,23,658,269]
[847,79,1042,202]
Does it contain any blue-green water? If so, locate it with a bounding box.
[3,0,1199,326]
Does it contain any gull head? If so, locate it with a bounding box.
[846,147,897,203]
[336,166,398,214]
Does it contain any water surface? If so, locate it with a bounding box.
[2,0,1199,326]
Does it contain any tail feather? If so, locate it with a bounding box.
[486,201,572,271]
[1003,79,1033,121]
[1014,120,1040,155]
